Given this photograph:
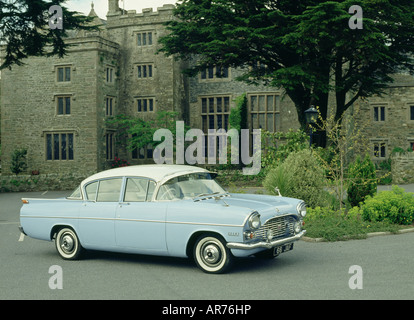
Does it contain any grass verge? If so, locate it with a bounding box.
[304,209,411,241]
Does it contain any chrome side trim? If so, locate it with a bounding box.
[19,215,243,228]
[226,230,306,250]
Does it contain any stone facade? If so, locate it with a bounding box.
[353,73,414,164]
[0,1,300,177]
[1,28,119,176]
[0,0,413,179]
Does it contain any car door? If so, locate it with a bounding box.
[78,178,122,249]
[115,177,168,253]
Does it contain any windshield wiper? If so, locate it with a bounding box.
[193,191,232,200]
[193,191,220,200]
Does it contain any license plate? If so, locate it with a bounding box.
[273,243,294,256]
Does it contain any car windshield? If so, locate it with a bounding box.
[67,185,82,199]
[156,172,226,201]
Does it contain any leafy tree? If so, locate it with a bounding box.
[106,111,184,153]
[0,0,95,69]
[159,0,414,128]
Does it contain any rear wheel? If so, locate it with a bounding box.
[193,234,233,274]
[55,227,84,260]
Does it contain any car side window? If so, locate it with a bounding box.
[124,178,156,202]
[85,181,98,201]
[147,181,156,201]
[96,178,123,202]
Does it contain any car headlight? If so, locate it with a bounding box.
[297,202,307,217]
[248,212,261,230]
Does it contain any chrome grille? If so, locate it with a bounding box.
[255,215,295,240]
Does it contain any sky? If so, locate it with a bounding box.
[66,0,178,19]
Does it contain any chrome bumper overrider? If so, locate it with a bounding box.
[226,230,306,250]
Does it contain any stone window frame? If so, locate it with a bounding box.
[371,104,387,123]
[370,138,389,160]
[247,92,281,133]
[44,131,75,161]
[247,61,269,81]
[199,66,231,82]
[136,97,155,113]
[105,131,116,161]
[135,63,154,79]
[407,104,414,122]
[130,133,153,160]
[200,95,232,133]
[407,138,414,152]
[105,96,116,117]
[131,144,154,160]
[55,64,73,83]
[136,30,154,47]
[105,65,115,84]
[54,94,73,116]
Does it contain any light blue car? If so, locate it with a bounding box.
[19,165,306,273]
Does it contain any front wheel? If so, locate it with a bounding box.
[193,234,233,274]
[55,227,84,260]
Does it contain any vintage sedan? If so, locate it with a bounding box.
[19,165,306,273]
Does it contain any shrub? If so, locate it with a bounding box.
[263,149,327,208]
[262,165,289,196]
[261,129,308,171]
[305,206,400,241]
[357,186,414,225]
[10,148,28,175]
[347,154,377,207]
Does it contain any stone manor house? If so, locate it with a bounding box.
[1,0,414,177]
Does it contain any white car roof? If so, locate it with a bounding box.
[80,164,211,187]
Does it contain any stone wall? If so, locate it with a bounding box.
[392,152,414,184]
[0,172,88,193]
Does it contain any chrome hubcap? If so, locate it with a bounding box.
[202,243,221,265]
[61,234,75,253]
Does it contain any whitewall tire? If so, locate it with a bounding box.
[193,234,233,274]
[55,227,84,260]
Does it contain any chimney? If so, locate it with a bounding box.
[108,0,120,15]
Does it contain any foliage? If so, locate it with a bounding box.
[351,186,414,225]
[304,206,400,241]
[159,0,414,129]
[313,104,372,209]
[261,165,289,196]
[261,129,308,170]
[0,0,97,69]
[229,93,247,132]
[347,154,377,207]
[391,146,413,155]
[263,149,327,208]
[10,148,27,175]
[106,111,184,152]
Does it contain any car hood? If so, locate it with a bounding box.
[197,193,302,222]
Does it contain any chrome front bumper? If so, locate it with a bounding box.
[226,230,306,250]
